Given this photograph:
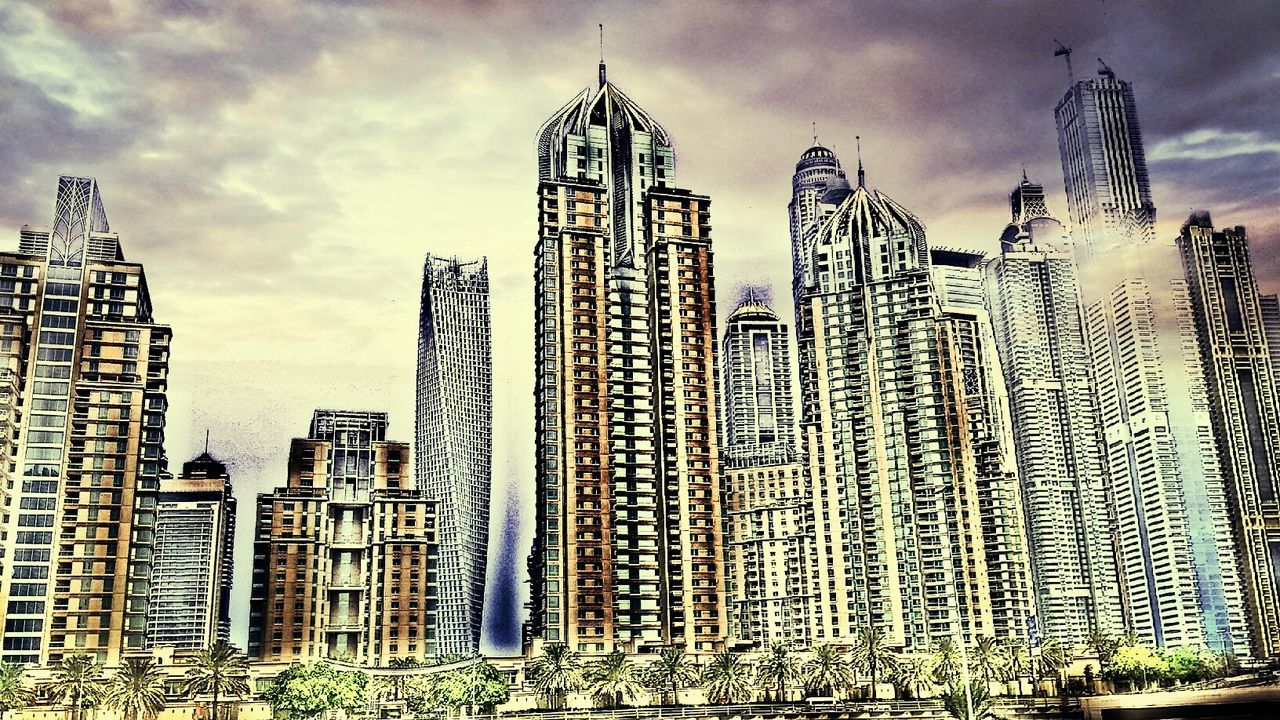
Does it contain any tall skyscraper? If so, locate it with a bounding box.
[1262,295,1280,389]
[527,62,727,655]
[720,292,813,648]
[788,143,847,310]
[416,254,491,658]
[930,248,1036,644]
[1054,61,1156,260]
[146,450,236,650]
[985,177,1126,647]
[1056,65,1250,654]
[249,410,439,664]
[0,176,171,665]
[791,154,997,650]
[1178,212,1280,658]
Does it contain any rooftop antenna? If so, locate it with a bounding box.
[856,135,865,187]
[1054,39,1074,82]
[1022,166,1028,183]
[598,24,606,88]
[812,121,818,146]
[204,428,210,454]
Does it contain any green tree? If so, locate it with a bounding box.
[378,657,419,701]
[1004,639,1030,696]
[583,651,641,709]
[106,658,167,720]
[263,662,367,720]
[943,680,994,720]
[1036,638,1069,695]
[0,661,34,720]
[931,638,964,687]
[891,657,935,700]
[184,641,251,720]
[803,644,854,699]
[1085,631,1117,672]
[643,647,699,707]
[702,652,753,705]
[755,642,801,703]
[1105,645,1169,691]
[969,636,1008,688]
[850,626,898,699]
[44,655,105,720]
[527,643,582,710]
[428,662,508,714]
[1166,646,1209,684]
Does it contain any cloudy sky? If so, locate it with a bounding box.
[1,0,1277,654]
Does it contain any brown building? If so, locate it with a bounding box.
[0,176,171,666]
[248,410,439,664]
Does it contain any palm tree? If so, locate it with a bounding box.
[943,679,994,720]
[702,652,754,705]
[1004,639,1030,696]
[183,641,250,720]
[850,626,899,699]
[0,661,34,720]
[647,647,699,707]
[1036,638,1069,695]
[932,638,964,687]
[584,651,641,709]
[45,654,105,720]
[106,658,167,720]
[803,644,854,699]
[755,642,801,703]
[969,636,1008,688]
[527,643,582,710]
[383,657,419,700]
[1085,630,1116,672]
[892,657,935,699]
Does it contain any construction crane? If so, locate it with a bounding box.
[1054,39,1074,82]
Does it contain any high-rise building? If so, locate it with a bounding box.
[1055,65,1249,654]
[1178,212,1280,658]
[0,176,171,665]
[1262,295,1280,389]
[791,154,995,650]
[248,410,439,664]
[985,177,1126,647]
[1054,61,1156,261]
[720,292,812,648]
[788,143,847,310]
[930,247,1036,644]
[526,62,727,655]
[146,451,236,650]
[415,254,491,658]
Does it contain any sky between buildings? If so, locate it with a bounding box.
[1,0,1277,654]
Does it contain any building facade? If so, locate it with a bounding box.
[416,254,492,657]
[721,293,798,462]
[1178,212,1280,658]
[146,451,236,650]
[0,176,171,665]
[1055,65,1250,654]
[792,156,994,651]
[984,177,1126,648]
[929,247,1036,644]
[526,64,728,655]
[248,410,439,664]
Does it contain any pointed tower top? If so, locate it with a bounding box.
[598,24,606,88]
[856,135,865,188]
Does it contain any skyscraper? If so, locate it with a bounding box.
[1056,65,1250,654]
[1178,212,1280,658]
[146,451,236,650]
[930,247,1036,644]
[788,143,846,310]
[249,410,439,664]
[527,62,727,655]
[416,254,491,657]
[720,292,813,648]
[0,176,171,666]
[985,177,1126,647]
[792,154,995,650]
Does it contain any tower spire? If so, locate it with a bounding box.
[856,135,865,188]
[812,121,818,146]
[598,24,606,88]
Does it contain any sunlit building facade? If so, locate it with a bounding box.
[0,176,171,665]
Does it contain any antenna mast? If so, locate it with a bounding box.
[855,135,865,188]
[1054,39,1074,82]
[598,24,606,88]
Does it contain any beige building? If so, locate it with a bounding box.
[248,410,439,664]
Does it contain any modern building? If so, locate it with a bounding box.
[526,62,728,656]
[0,176,171,666]
[1054,60,1156,262]
[248,410,439,664]
[930,247,1037,644]
[791,152,994,650]
[985,177,1126,648]
[721,292,799,463]
[787,143,847,310]
[146,450,236,650]
[415,254,492,658]
[1262,295,1280,388]
[1055,65,1250,654]
[1177,212,1280,658]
